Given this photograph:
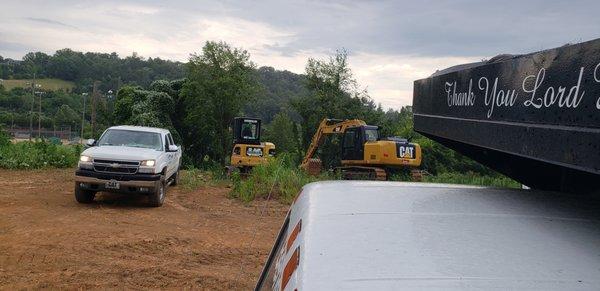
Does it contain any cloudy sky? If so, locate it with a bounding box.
[1,0,599,109]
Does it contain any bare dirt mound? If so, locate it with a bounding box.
[0,169,287,290]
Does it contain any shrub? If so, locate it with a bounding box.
[0,126,9,147]
[179,168,228,191]
[424,172,520,188]
[0,141,81,169]
[230,154,325,204]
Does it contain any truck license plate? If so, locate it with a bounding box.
[105,180,120,189]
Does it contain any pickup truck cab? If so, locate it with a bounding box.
[74,125,182,207]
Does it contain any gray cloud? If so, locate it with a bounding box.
[211,0,600,58]
[0,37,30,56]
[24,17,78,30]
[1,0,600,107]
[5,0,600,58]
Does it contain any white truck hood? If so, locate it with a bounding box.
[82,146,163,162]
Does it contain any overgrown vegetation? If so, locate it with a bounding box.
[230,155,323,204]
[423,172,520,188]
[0,140,81,169]
[179,168,228,191]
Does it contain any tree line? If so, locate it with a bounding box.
[0,41,497,176]
[0,50,184,93]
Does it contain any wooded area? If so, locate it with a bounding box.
[0,41,506,179]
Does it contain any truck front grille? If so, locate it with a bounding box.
[93,159,140,174]
[93,159,140,166]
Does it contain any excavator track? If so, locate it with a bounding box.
[339,166,387,181]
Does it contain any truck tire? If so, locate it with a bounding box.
[171,168,181,186]
[74,183,95,204]
[148,176,166,207]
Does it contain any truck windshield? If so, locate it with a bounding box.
[98,129,162,150]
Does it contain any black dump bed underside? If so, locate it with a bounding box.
[413,39,600,194]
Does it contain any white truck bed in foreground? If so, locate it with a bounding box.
[257,181,600,291]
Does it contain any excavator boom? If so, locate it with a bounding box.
[300,118,366,169]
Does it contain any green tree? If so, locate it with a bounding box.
[181,41,259,166]
[113,86,140,124]
[22,52,50,78]
[292,49,381,168]
[113,85,180,141]
[55,104,80,129]
[264,112,299,158]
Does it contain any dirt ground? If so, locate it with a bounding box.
[0,169,288,290]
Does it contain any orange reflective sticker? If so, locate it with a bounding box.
[286,220,302,252]
[281,247,300,291]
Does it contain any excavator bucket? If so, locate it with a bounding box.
[304,158,322,176]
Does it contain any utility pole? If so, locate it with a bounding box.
[28,72,36,141]
[37,88,43,138]
[107,89,114,126]
[81,93,88,143]
[91,81,100,138]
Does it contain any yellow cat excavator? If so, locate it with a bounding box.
[300,118,421,180]
[229,117,275,173]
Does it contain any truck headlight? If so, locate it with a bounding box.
[140,160,155,167]
[78,155,93,169]
[80,155,92,162]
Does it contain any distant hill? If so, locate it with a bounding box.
[0,50,309,124]
[245,66,309,123]
[0,50,185,93]
[0,78,75,92]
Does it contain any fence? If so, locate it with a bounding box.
[6,126,78,142]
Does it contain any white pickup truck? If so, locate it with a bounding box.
[74,125,182,207]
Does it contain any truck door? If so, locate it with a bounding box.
[341,127,363,160]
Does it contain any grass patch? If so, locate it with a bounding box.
[229,164,520,204]
[423,172,520,188]
[0,78,75,91]
[179,168,229,191]
[230,155,327,204]
[0,140,82,169]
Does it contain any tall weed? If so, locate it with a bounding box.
[230,154,324,204]
[424,172,520,188]
[0,141,81,169]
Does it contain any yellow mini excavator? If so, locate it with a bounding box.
[300,118,421,180]
[229,117,275,173]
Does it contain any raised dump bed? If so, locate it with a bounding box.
[413,39,600,193]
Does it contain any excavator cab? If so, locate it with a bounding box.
[233,117,261,145]
[229,117,275,173]
[341,125,379,160]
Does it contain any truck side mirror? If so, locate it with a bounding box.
[86,139,96,147]
[168,145,179,152]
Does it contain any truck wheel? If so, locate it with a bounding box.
[171,168,181,186]
[74,183,95,204]
[148,176,166,207]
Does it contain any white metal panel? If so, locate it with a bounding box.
[289,181,600,291]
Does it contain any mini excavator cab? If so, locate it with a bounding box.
[229,117,275,173]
